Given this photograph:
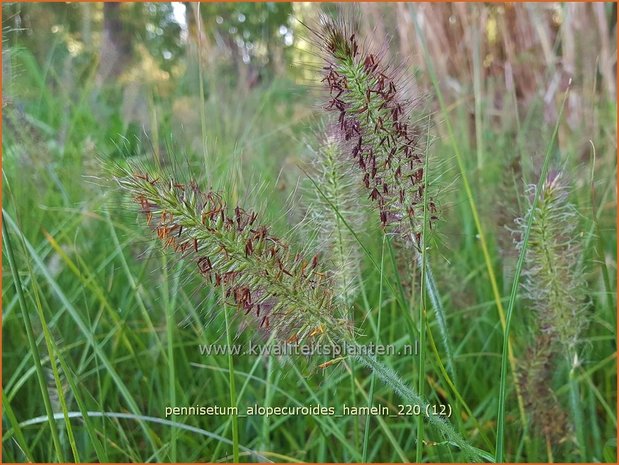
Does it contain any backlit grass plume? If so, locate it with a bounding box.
[114,164,350,345]
[303,123,365,310]
[517,172,589,359]
[313,15,435,246]
[516,172,590,448]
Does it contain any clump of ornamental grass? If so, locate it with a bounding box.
[302,121,365,311]
[515,172,590,448]
[113,162,486,461]
[112,17,490,460]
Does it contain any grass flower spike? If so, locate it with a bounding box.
[304,123,365,310]
[517,172,589,359]
[315,15,435,246]
[115,165,350,345]
[516,172,590,447]
[518,334,570,445]
[310,16,458,381]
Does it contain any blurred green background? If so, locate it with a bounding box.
[2,2,617,463]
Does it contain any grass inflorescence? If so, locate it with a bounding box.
[114,164,351,346]
[302,123,365,311]
[516,172,591,452]
[310,15,460,388]
[314,15,435,246]
[517,173,590,360]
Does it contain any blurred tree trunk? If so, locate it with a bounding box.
[80,3,92,49]
[97,3,133,86]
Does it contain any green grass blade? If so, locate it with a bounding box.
[2,213,66,462]
[47,336,109,461]
[13,410,270,461]
[29,276,81,462]
[2,391,35,462]
[160,253,178,461]
[416,125,431,462]
[362,236,386,462]
[222,287,240,463]
[3,209,163,461]
[347,364,410,462]
[569,366,588,461]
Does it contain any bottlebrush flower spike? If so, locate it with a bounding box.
[304,122,365,310]
[516,172,589,359]
[311,16,459,381]
[114,165,350,344]
[313,15,435,246]
[518,334,570,444]
[515,172,589,444]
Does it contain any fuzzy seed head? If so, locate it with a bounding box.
[313,15,435,245]
[115,166,351,345]
[518,334,570,443]
[517,173,589,359]
[303,122,365,310]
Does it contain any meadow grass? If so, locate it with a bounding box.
[2,14,617,464]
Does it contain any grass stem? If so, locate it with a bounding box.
[362,237,386,462]
[223,287,240,463]
[354,348,492,462]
